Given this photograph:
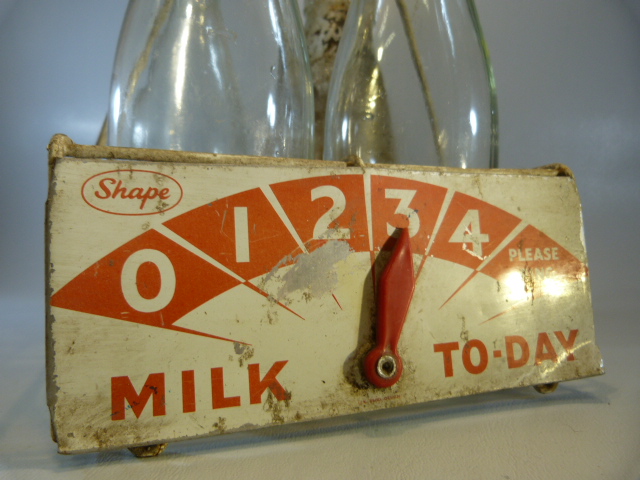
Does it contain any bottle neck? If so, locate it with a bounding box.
[110,0,315,157]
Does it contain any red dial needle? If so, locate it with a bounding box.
[364,228,416,388]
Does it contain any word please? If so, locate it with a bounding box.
[509,247,560,262]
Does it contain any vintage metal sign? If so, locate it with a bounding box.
[46,135,603,454]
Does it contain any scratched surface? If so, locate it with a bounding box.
[45,155,603,453]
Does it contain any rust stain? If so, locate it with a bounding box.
[234,344,254,368]
[266,311,278,325]
[263,391,288,424]
[522,265,535,304]
[213,417,227,434]
[459,315,469,343]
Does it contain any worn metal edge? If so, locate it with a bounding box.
[567,171,603,375]
[55,366,604,455]
[44,158,59,446]
[48,134,572,178]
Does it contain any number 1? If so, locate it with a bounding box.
[235,207,250,263]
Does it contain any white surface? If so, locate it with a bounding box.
[0,1,639,478]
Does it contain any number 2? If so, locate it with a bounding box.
[311,185,350,240]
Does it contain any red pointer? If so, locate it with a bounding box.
[364,228,416,388]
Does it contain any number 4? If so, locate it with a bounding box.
[449,209,489,258]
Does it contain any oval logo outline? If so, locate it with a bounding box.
[82,169,184,216]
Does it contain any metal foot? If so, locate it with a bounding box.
[128,443,168,458]
[533,382,559,394]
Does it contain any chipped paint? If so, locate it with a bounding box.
[277,240,353,299]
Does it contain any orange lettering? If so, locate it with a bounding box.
[113,180,128,199]
[462,339,488,374]
[111,373,166,420]
[554,330,578,361]
[505,335,530,368]
[433,342,460,377]
[182,370,196,413]
[211,367,241,409]
[248,361,288,404]
[95,178,116,199]
[535,332,558,364]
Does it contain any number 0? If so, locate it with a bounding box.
[121,249,176,313]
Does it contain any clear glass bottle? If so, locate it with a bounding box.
[323,0,497,168]
[107,0,314,159]
[304,0,351,159]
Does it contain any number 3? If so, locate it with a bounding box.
[385,189,420,237]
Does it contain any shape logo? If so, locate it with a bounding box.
[82,169,183,216]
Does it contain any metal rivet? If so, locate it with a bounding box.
[533,382,559,394]
[376,355,397,379]
[128,443,168,458]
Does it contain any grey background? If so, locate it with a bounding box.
[1,1,639,478]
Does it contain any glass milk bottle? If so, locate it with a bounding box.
[107,0,315,159]
[324,0,497,168]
